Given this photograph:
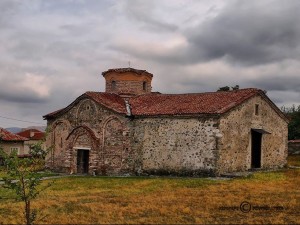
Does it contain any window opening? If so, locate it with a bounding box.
[112,81,116,91]
[255,104,259,115]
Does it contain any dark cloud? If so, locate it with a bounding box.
[1,0,300,128]
[123,0,178,32]
[115,0,300,67]
[0,91,49,104]
[247,76,300,92]
[186,0,300,65]
[0,0,21,31]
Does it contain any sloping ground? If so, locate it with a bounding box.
[0,156,299,224]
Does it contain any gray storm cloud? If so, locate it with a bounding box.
[1,0,300,128]
[186,0,300,65]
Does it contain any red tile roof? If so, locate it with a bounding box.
[17,129,45,140]
[102,68,153,77]
[0,128,28,141]
[44,92,126,119]
[44,88,287,121]
[129,89,261,116]
[85,92,126,114]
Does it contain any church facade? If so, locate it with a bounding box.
[44,68,288,176]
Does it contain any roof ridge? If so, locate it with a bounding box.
[44,88,270,119]
[131,88,261,98]
[102,68,153,77]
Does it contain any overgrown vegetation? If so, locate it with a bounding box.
[0,143,52,225]
[281,105,300,140]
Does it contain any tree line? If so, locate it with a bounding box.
[281,105,300,140]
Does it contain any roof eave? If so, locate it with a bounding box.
[131,113,221,119]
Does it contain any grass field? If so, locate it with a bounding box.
[0,156,299,224]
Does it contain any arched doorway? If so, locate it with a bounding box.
[67,126,98,174]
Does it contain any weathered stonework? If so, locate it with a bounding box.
[130,117,220,175]
[217,95,288,174]
[44,68,288,176]
[103,69,152,95]
[45,98,132,175]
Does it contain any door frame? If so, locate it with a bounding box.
[74,147,90,174]
[251,130,262,169]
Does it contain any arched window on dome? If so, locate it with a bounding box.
[112,81,116,91]
[143,81,147,91]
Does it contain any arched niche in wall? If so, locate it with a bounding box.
[68,126,98,148]
[51,120,70,167]
[76,99,98,126]
[101,117,124,174]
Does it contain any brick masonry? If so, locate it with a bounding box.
[106,80,150,95]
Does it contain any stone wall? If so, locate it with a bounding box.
[46,94,288,176]
[130,116,220,175]
[217,95,288,174]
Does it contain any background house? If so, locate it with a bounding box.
[17,129,46,154]
[44,68,288,176]
[0,127,28,156]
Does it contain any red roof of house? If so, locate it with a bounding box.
[0,128,28,141]
[44,88,287,121]
[17,129,45,140]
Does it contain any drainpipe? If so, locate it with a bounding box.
[125,100,132,117]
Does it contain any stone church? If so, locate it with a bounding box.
[44,68,288,176]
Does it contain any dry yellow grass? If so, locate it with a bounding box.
[0,156,299,224]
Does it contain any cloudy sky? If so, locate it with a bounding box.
[1,0,300,128]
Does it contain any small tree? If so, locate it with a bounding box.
[281,105,300,140]
[217,85,240,92]
[217,86,230,91]
[0,143,51,225]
